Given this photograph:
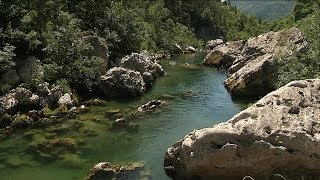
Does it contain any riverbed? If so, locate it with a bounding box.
[0,53,250,180]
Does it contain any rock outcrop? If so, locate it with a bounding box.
[98,52,165,97]
[37,82,74,108]
[223,27,308,97]
[86,161,150,180]
[112,118,139,131]
[206,39,224,50]
[137,100,165,112]
[203,40,243,68]
[120,53,164,76]
[16,56,43,83]
[98,67,146,97]
[0,83,75,121]
[164,79,320,180]
[0,87,39,116]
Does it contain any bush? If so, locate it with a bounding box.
[0,44,16,73]
[274,2,320,88]
[274,51,320,88]
[42,12,104,92]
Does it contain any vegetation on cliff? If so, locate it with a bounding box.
[272,0,320,88]
[0,0,267,95]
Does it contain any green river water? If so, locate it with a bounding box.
[0,53,251,180]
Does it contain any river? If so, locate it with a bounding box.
[0,53,250,180]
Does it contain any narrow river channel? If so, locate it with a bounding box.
[0,53,250,180]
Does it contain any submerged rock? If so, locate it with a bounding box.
[224,27,308,97]
[105,109,124,119]
[86,161,150,180]
[28,138,78,157]
[164,79,320,179]
[158,94,176,100]
[112,118,139,131]
[137,100,164,112]
[98,67,146,98]
[60,153,82,169]
[12,115,33,128]
[83,99,106,106]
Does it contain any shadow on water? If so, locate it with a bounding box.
[0,53,252,180]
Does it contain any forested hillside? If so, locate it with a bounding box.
[0,0,267,95]
[231,0,296,20]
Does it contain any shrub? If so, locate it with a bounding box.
[42,12,104,92]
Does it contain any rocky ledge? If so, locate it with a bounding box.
[164,79,320,180]
[203,27,308,97]
[86,161,150,180]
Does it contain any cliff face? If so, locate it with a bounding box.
[164,79,320,180]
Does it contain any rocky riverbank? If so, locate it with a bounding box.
[0,51,166,133]
[203,27,308,97]
[164,79,320,179]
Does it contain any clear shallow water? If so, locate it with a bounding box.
[0,53,250,180]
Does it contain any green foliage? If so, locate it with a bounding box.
[274,51,320,88]
[164,0,268,41]
[42,12,104,91]
[274,1,320,88]
[0,83,11,96]
[55,79,72,94]
[231,1,296,21]
[0,0,269,93]
[0,45,16,72]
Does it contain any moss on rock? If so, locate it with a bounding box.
[28,137,78,157]
[12,115,33,128]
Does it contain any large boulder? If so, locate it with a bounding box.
[98,67,146,97]
[202,41,243,68]
[0,93,18,116]
[120,53,165,88]
[36,82,71,108]
[164,79,320,180]
[58,93,73,107]
[120,53,165,77]
[206,39,224,50]
[83,35,109,73]
[224,27,308,97]
[1,68,20,86]
[86,161,150,180]
[16,56,43,83]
